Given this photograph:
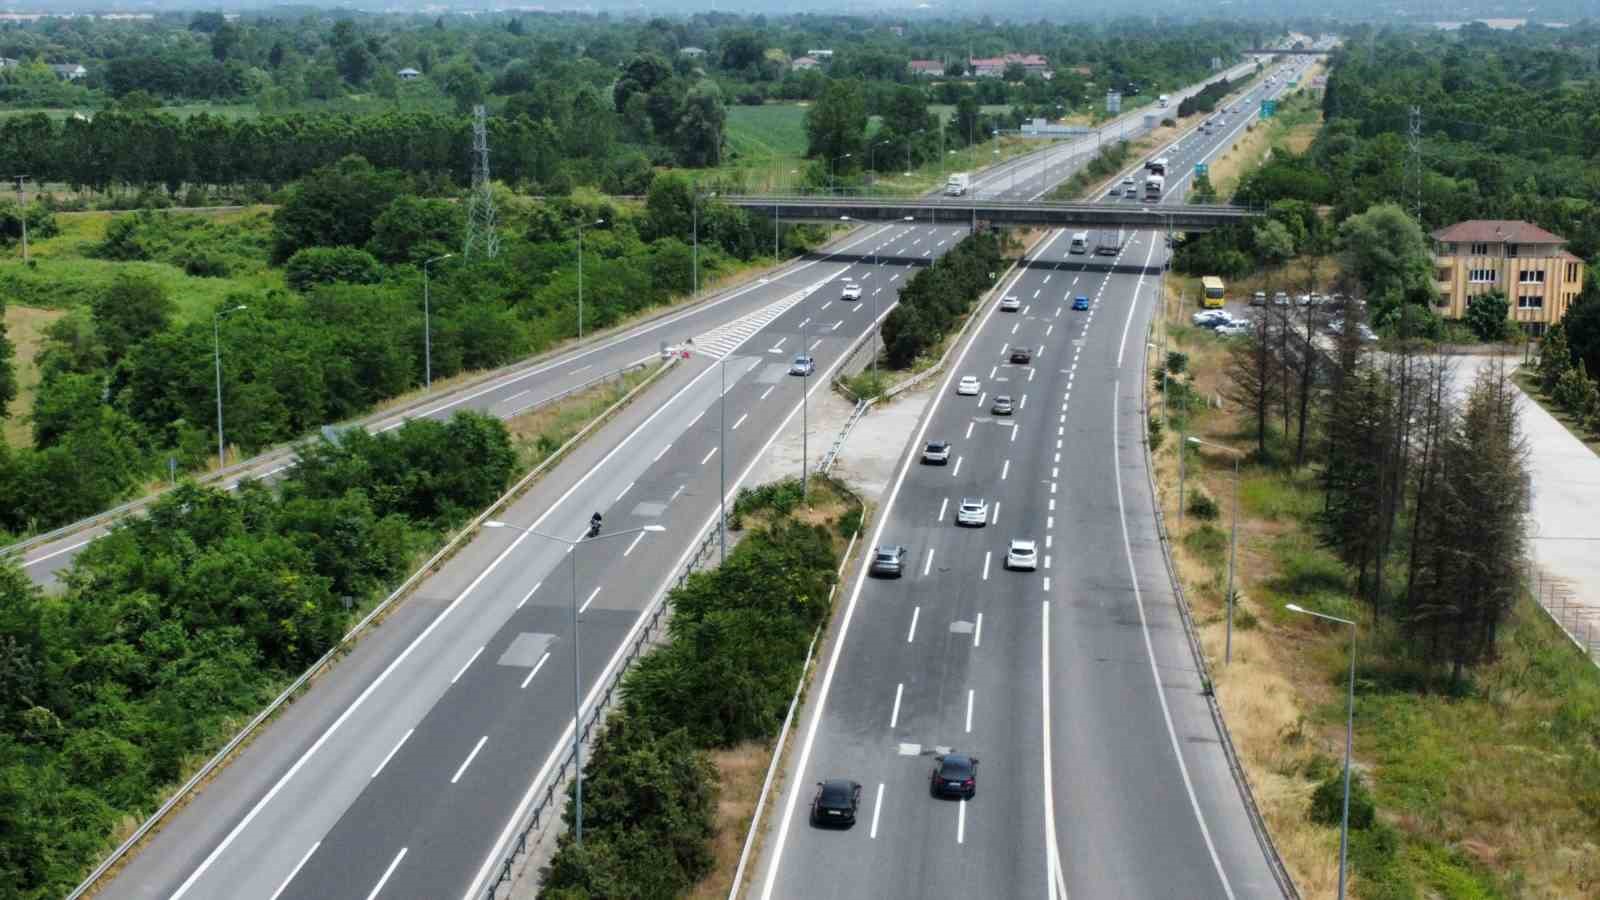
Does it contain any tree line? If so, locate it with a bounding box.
[543,479,847,896]
[880,231,1006,368]
[0,412,516,899]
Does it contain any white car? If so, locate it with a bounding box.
[957,376,981,396]
[1005,539,1038,571]
[956,498,989,527]
[1000,295,1021,312]
[841,282,862,300]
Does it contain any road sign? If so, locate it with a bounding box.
[1260,99,1278,118]
[1195,163,1209,177]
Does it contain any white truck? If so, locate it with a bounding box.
[1069,231,1089,254]
[1095,228,1125,256]
[1158,94,1170,107]
[944,172,971,196]
[1144,174,1165,202]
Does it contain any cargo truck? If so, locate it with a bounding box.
[1144,174,1165,201]
[944,173,971,196]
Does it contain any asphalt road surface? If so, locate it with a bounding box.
[755,63,1312,900]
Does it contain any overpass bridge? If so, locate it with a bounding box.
[720,195,1260,231]
[1245,47,1332,55]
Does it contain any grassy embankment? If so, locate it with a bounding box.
[1150,300,1600,899]
[1202,65,1326,200]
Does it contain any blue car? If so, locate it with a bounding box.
[1072,295,1090,310]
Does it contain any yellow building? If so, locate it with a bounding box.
[1431,220,1585,336]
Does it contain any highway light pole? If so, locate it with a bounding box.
[212,304,247,469]
[576,218,605,345]
[422,253,455,390]
[1189,437,1242,663]
[484,519,665,846]
[1287,603,1357,900]
[829,153,851,195]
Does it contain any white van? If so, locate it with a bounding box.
[1069,232,1089,254]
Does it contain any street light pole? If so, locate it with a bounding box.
[576,218,605,345]
[1287,603,1357,900]
[1189,436,1243,664]
[483,520,665,846]
[422,253,455,390]
[212,304,247,469]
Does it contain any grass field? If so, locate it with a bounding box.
[1151,300,1600,899]
[2,304,64,448]
[1203,76,1326,200]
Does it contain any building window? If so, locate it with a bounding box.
[1518,295,1544,310]
[1527,322,1547,338]
[1470,242,1490,255]
[1435,267,1452,283]
[1507,243,1520,258]
[1569,262,1581,281]
[1519,269,1546,284]
[1468,268,1496,284]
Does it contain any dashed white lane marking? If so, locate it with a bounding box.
[1001,460,1010,480]
[953,457,963,477]
[519,651,552,689]
[957,798,967,844]
[732,412,749,431]
[982,551,992,581]
[364,848,408,900]
[616,481,634,502]
[371,730,414,779]
[451,646,485,685]
[890,683,905,728]
[760,385,774,401]
[974,613,984,647]
[965,689,975,733]
[623,530,646,557]
[871,784,886,839]
[653,444,671,461]
[924,547,935,576]
[268,842,321,900]
[938,497,949,521]
[966,421,974,439]
[515,581,541,610]
[579,586,601,614]
[450,737,488,785]
[907,606,921,643]
[701,447,717,465]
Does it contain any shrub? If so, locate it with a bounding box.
[836,507,863,538]
[1165,351,1188,375]
[1187,488,1220,520]
[1309,769,1376,830]
[284,246,383,292]
[1148,415,1165,450]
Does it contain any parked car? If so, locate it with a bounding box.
[957,375,980,396]
[957,498,989,527]
[789,355,815,376]
[811,779,863,826]
[1009,348,1032,364]
[991,395,1014,416]
[1250,291,1267,306]
[1192,310,1232,329]
[1273,291,1290,306]
[922,440,951,465]
[841,282,862,301]
[1000,294,1021,312]
[929,753,979,799]
[1006,539,1038,570]
[870,545,906,577]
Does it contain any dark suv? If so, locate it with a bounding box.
[811,779,863,826]
[929,753,979,799]
[1009,347,1032,364]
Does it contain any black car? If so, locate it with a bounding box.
[930,753,979,799]
[921,440,951,465]
[1009,348,1032,365]
[811,779,863,826]
[869,544,906,577]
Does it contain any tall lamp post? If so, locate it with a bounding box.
[212,304,247,468]
[1286,603,1358,900]
[422,253,455,390]
[484,519,665,845]
[576,218,605,345]
[829,153,852,195]
[1188,437,1242,663]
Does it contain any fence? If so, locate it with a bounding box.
[819,398,873,475]
[1528,566,1600,670]
[1137,321,1302,900]
[478,519,722,899]
[63,357,675,900]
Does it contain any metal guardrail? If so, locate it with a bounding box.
[479,518,724,899]
[62,357,677,900]
[1137,321,1300,900]
[819,398,872,475]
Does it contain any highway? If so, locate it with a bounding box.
[89,58,1304,900]
[756,62,1312,900]
[7,61,1253,591]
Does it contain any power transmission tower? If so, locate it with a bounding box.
[463,104,500,259]
[1407,105,1423,225]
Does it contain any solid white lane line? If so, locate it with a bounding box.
[515,581,541,610]
[22,537,93,567]
[451,646,485,685]
[965,689,975,733]
[890,683,904,728]
[371,729,415,779]
[450,737,488,785]
[615,481,634,502]
[952,457,963,477]
[1043,600,1067,900]
[653,444,671,462]
[504,389,530,402]
[907,606,921,643]
[732,412,749,431]
[268,842,321,900]
[1116,226,1162,369]
[760,385,775,401]
[974,612,983,648]
[1112,381,1236,899]
[519,651,551,689]
[938,497,949,521]
[623,531,646,557]
[580,586,601,614]
[870,783,886,839]
[1001,460,1010,481]
[923,547,935,576]
[364,847,407,900]
[701,447,718,465]
[957,799,967,845]
[982,552,992,581]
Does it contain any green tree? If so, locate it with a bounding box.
[284,247,383,292]
[804,79,866,170]
[271,156,403,263]
[368,196,463,265]
[435,60,485,114]
[1464,291,1511,342]
[0,298,13,420]
[90,274,175,365]
[1538,323,1574,394]
[1337,203,1435,316]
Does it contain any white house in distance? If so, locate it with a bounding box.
[51,63,87,80]
[968,53,1050,79]
[397,67,421,81]
[807,49,833,60]
[908,59,945,78]
[790,56,821,71]
[679,46,706,59]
